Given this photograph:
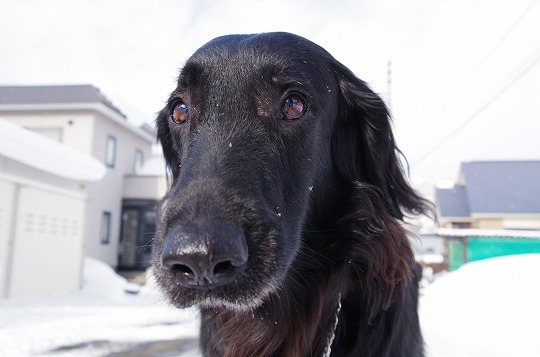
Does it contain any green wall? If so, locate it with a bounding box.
[448,237,540,270]
[468,237,540,262]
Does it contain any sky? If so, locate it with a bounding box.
[1,0,539,190]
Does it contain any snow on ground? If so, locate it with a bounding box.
[421,253,540,357]
[0,258,200,356]
[1,254,539,356]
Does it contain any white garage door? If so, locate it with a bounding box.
[0,179,15,298]
[9,186,85,299]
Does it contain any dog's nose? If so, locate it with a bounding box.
[160,223,248,289]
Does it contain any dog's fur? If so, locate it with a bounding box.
[153,32,431,357]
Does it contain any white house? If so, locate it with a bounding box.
[0,85,166,290]
[0,119,105,298]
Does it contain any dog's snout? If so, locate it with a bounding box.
[161,223,248,289]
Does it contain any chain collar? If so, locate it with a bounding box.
[321,293,342,357]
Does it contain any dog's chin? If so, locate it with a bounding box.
[159,276,281,312]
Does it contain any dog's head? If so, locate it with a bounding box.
[153,32,427,311]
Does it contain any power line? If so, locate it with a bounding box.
[412,47,540,167]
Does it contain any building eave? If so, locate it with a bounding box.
[0,102,155,144]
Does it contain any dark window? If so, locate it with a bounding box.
[100,211,111,244]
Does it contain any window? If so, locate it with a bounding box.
[105,135,117,168]
[100,211,111,244]
[134,149,144,173]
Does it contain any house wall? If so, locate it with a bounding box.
[503,218,540,230]
[444,217,540,230]
[123,175,167,200]
[471,217,540,230]
[84,113,153,266]
[472,219,504,229]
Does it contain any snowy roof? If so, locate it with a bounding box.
[437,228,540,239]
[0,84,125,118]
[0,119,106,181]
[436,161,540,216]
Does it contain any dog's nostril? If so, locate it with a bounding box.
[213,261,236,278]
[171,264,195,278]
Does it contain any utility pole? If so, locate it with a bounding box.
[387,60,392,110]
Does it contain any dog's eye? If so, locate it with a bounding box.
[171,102,189,124]
[282,94,306,120]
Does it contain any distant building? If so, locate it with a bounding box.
[0,85,165,282]
[435,161,540,230]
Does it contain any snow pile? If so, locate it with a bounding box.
[421,254,540,357]
[2,255,539,356]
[0,119,106,181]
[79,257,139,301]
[0,257,200,356]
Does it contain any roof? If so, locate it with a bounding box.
[0,119,106,181]
[437,161,540,216]
[0,85,125,118]
[436,185,470,217]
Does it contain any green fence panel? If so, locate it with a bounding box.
[467,237,540,262]
[448,240,465,271]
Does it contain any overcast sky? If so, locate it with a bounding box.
[1,0,539,188]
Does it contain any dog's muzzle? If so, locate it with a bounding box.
[160,222,248,290]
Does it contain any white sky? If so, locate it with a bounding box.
[1,0,539,187]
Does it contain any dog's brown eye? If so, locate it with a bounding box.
[171,102,189,124]
[282,94,306,120]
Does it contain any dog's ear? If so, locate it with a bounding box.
[156,108,180,180]
[331,62,428,220]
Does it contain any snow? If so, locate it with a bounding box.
[419,253,445,264]
[437,228,540,238]
[1,254,539,356]
[0,258,200,356]
[0,119,106,182]
[421,254,540,357]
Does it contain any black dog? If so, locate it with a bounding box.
[153,32,431,357]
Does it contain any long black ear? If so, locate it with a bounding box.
[331,62,430,220]
[156,108,180,181]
